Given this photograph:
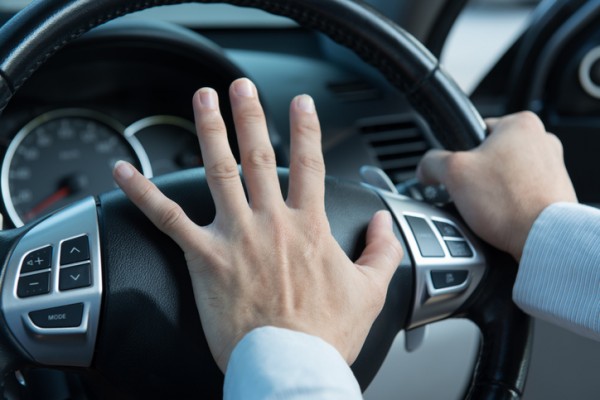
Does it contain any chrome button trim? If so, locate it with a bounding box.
[376,190,487,328]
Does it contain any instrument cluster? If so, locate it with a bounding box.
[1,108,201,227]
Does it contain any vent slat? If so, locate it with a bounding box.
[379,156,424,170]
[390,170,417,182]
[361,121,416,133]
[364,129,421,142]
[360,118,430,183]
[373,142,429,156]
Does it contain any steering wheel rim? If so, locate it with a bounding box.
[0,1,531,399]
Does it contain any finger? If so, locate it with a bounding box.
[113,161,206,252]
[192,87,249,216]
[286,95,325,211]
[229,78,282,210]
[355,210,403,284]
[416,149,453,185]
[484,117,500,131]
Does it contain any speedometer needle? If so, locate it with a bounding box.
[24,186,71,222]
[23,174,88,222]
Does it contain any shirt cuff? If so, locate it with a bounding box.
[515,202,600,340]
[224,326,362,400]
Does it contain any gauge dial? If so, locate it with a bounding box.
[125,115,202,176]
[1,109,152,227]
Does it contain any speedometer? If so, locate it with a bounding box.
[1,109,152,227]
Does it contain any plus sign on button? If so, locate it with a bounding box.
[21,246,52,274]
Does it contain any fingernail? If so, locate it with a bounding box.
[234,78,254,97]
[114,160,134,180]
[296,95,315,114]
[198,88,217,110]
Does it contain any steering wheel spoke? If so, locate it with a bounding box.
[0,197,102,367]
[375,188,487,328]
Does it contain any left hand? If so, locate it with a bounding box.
[113,78,404,372]
[417,111,577,261]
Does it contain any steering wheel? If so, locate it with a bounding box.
[0,1,532,399]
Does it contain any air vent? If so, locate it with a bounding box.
[328,81,380,102]
[360,118,431,183]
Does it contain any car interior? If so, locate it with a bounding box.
[0,0,598,399]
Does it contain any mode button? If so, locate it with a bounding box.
[29,303,84,329]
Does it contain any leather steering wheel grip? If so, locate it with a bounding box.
[0,1,531,399]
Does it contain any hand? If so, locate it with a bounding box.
[417,111,577,261]
[113,78,403,372]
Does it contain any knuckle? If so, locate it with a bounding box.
[513,111,544,131]
[266,210,288,235]
[387,236,404,264]
[302,212,329,237]
[376,237,403,272]
[158,203,185,232]
[238,107,266,126]
[208,158,239,183]
[296,119,321,137]
[199,116,225,138]
[296,153,325,175]
[246,148,276,170]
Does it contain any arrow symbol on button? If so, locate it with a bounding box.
[70,247,81,254]
[70,274,81,281]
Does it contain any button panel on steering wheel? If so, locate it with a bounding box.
[1,197,102,367]
[375,188,487,328]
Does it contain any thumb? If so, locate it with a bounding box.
[355,210,403,284]
[416,149,453,186]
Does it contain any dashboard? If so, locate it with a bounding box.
[0,15,427,230]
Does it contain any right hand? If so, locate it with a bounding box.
[113,78,403,372]
[417,111,577,261]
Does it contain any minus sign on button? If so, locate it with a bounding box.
[29,282,39,286]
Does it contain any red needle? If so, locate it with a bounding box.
[25,186,71,222]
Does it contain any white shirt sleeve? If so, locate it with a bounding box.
[514,202,600,340]
[224,326,362,400]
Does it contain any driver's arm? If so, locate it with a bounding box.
[417,112,600,341]
[113,78,403,396]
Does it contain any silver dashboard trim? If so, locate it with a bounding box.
[578,46,600,99]
[124,114,196,138]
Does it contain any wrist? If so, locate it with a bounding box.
[508,203,552,262]
[510,200,576,261]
